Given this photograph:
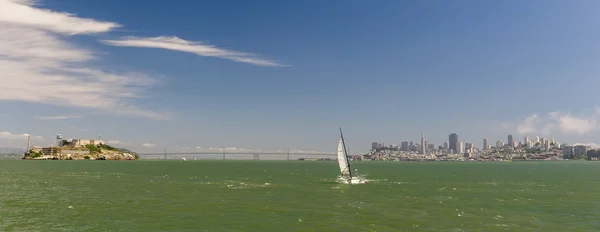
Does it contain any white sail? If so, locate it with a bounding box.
[337,137,351,178]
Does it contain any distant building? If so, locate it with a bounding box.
[574,145,589,158]
[524,136,529,145]
[449,133,458,153]
[496,140,504,148]
[420,134,426,155]
[508,134,514,147]
[427,143,435,151]
[71,139,104,147]
[465,142,473,151]
[400,141,409,151]
[458,142,464,154]
[443,142,449,150]
[526,141,533,148]
[483,138,489,150]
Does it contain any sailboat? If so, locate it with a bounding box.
[337,127,364,184]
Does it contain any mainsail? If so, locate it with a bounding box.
[337,128,352,179]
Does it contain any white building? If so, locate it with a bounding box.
[71,139,104,147]
[496,140,504,148]
[458,142,464,154]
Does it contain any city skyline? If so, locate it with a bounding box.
[3,0,600,153]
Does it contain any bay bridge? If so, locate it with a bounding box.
[137,152,338,160]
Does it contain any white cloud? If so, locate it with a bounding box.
[517,114,540,134]
[515,109,599,135]
[0,0,165,119]
[0,131,43,140]
[107,140,124,145]
[34,115,81,120]
[100,36,288,67]
[555,114,596,135]
[142,143,156,147]
[0,0,120,34]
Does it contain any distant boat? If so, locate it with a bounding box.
[337,127,363,184]
[182,157,187,161]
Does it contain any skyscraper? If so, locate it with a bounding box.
[524,136,529,144]
[443,142,449,150]
[458,142,464,154]
[420,133,426,155]
[400,141,409,151]
[449,133,458,153]
[508,134,514,147]
[465,142,473,150]
[483,138,488,150]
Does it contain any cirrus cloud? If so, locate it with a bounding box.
[0,0,165,119]
[100,36,288,67]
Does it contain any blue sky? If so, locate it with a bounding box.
[2,0,600,153]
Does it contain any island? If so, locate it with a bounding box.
[23,139,139,160]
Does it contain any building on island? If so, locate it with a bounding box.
[71,139,104,147]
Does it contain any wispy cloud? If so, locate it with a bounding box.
[35,115,81,120]
[142,143,156,147]
[0,0,165,119]
[0,0,120,34]
[0,131,43,140]
[100,36,288,67]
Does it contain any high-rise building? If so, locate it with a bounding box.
[409,141,414,147]
[540,138,545,146]
[483,138,489,150]
[524,136,529,145]
[544,140,550,150]
[458,142,464,154]
[465,142,473,150]
[371,142,379,150]
[508,134,514,147]
[420,134,426,155]
[536,136,540,143]
[427,144,435,151]
[400,141,409,151]
[449,133,458,153]
[526,141,533,148]
[443,142,449,150]
[496,140,504,148]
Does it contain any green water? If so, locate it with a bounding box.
[0,160,599,231]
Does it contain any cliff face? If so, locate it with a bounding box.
[23,144,139,160]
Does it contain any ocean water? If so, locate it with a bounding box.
[0,159,599,231]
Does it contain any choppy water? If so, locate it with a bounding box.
[0,159,599,231]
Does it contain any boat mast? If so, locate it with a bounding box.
[339,127,353,178]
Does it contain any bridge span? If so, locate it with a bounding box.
[137,152,337,160]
